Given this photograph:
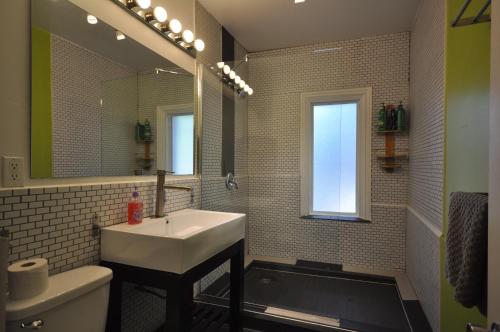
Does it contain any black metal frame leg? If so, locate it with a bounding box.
[166,278,194,332]
[230,240,244,332]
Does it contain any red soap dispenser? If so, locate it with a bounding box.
[127,187,143,225]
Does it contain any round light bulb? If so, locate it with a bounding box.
[153,7,167,22]
[239,80,245,89]
[223,65,231,75]
[234,76,241,84]
[87,14,98,25]
[229,71,236,79]
[182,30,194,43]
[136,0,151,9]
[194,39,205,52]
[248,88,254,96]
[116,31,126,40]
[244,85,250,92]
[169,19,182,34]
[217,62,225,69]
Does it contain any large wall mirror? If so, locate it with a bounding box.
[30,0,196,178]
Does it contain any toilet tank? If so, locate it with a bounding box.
[6,266,112,332]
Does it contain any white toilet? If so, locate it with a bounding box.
[6,266,113,332]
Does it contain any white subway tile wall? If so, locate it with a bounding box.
[407,209,441,332]
[196,1,250,286]
[407,0,446,330]
[248,32,410,271]
[51,33,136,177]
[0,179,200,274]
[101,76,138,176]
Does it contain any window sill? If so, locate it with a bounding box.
[300,215,371,224]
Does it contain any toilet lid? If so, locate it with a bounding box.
[6,266,112,321]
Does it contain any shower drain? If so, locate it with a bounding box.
[259,277,274,285]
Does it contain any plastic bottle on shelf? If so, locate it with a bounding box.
[396,102,406,131]
[378,103,387,131]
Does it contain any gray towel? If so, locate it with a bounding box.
[446,192,488,315]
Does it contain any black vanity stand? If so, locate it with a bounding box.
[101,239,244,332]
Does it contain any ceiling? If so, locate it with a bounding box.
[198,0,421,52]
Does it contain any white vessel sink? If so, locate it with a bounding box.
[101,209,246,274]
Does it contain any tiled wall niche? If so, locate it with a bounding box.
[0,178,200,274]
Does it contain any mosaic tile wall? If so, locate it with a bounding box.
[407,0,446,330]
[51,33,136,177]
[247,33,410,271]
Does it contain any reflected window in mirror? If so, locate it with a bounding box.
[156,104,194,176]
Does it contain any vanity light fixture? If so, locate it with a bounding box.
[87,14,98,24]
[295,0,306,3]
[126,0,151,10]
[116,31,126,40]
[212,63,254,97]
[111,0,204,56]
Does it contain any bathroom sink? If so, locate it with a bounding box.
[101,209,246,274]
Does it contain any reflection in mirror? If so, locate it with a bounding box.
[30,0,195,178]
[156,102,194,175]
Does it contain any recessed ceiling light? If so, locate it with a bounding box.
[294,0,306,3]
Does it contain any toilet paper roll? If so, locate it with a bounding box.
[8,258,48,300]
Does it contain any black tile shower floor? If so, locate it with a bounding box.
[197,260,431,332]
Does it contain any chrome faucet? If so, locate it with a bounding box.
[225,172,239,190]
[155,170,193,218]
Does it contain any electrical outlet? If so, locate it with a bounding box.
[2,156,24,187]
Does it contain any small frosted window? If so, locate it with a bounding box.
[171,114,194,175]
[312,103,357,214]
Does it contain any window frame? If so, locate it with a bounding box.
[300,88,372,220]
[156,103,194,174]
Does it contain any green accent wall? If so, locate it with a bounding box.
[31,27,52,178]
[442,0,490,330]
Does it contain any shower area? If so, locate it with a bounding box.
[195,36,430,331]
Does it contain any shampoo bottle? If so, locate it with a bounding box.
[127,187,143,225]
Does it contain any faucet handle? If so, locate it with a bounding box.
[225,172,239,190]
